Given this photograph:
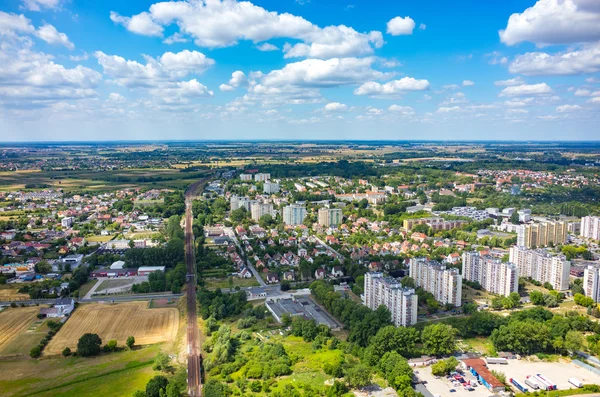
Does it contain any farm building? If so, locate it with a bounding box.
[91,268,138,277]
[110,260,125,269]
[138,266,166,276]
[40,298,75,318]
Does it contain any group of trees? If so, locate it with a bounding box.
[197,288,249,320]
[131,263,186,294]
[529,289,564,308]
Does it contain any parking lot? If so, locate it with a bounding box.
[416,358,600,396]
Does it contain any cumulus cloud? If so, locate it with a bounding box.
[388,105,415,115]
[499,0,600,46]
[462,80,475,87]
[574,88,600,96]
[112,0,383,59]
[108,92,126,103]
[499,83,552,97]
[256,43,278,51]
[163,32,188,44]
[387,16,415,36]
[437,106,462,113]
[354,77,430,96]
[220,71,247,91]
[36,24,74,49]
[323,102,347,112]
[95,50,214,87]
[22,0,62,11]
[556,104,581,112]
[509,43,600,76]
[110,11,164,37]
[494,77,525,86]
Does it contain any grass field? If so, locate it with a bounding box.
[45,302,179,354]
[0,285,30,301]
[203,277,260,290]
[85,235,114,243]
[0,307,40,353]
[0,344,161,397]
[77,280,97,298]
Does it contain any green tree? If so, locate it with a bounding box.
[491,296,504,310]
[431,357,459,376]
[62,347,71,357]
[509,292,521,307]
[153,351,172,372]
[564,330,584,353]
[30,345,41,358]
[145,375,168,397]
[126,336,135,349]
[345,364,372,388]
[77,333,102,357]
[204,379,230,397]
[510,212,520,225]
[530,290,545,305]
[421,324,457,356]
[34,260,52,274]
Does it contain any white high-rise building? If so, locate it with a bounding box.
[581,216,600,241]
[462,252,519,296]
[263,182,280,194]
[240,174,253,181]
[250,202,273,222]
[409,258,462,307]
[509,246,571,290]
[584,266,600,302]
[516,221,568,248]
[230,196,252,212]
[317,207,343,228]
[254,173,271,182]
[61,217,74,228]
[282,204,307,226]
[364,272,418,327]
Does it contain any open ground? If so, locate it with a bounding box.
[0,307,41,354]
[45,302,179,354]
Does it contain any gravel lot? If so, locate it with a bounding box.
[416,366,492,397]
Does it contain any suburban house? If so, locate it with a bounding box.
[315,268,326,280]
[266,272,279,284]
[40,298,75,318]
[331,267,344,277]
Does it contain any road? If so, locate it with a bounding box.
[0,292,184,306]
[184,180,205,397]
[312,235,344,262]
[226,228,267,287]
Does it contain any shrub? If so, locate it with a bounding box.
[30,345,42,358]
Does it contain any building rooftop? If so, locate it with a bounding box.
[462,358,504,389]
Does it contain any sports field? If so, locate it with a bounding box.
[45,302,179,354]
[0,307,40,352]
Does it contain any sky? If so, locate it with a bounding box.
[0,0,599,141]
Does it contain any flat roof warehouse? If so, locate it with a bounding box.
[266,295,341,330]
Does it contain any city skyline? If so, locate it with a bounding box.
[1,0,600,141]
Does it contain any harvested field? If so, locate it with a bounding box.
[0,287,30,301]
[0,307,40,352]
[46,302,178,354]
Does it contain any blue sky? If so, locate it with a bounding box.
[0,0,599,141]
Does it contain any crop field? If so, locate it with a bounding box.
[0,307,40,352]
[45,302,179,354]
[0,286,30,301]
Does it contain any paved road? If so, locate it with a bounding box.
[226,229,267,287]
[184,180,205,397]
[0,292,184,306]
[313,235,344,262]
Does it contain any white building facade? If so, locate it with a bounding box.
[409,258,462,307]
[462,252,519,296]
[581,216,600,241]
[584,266,600,302]
[364,272,418,327]
[509,246,570,291]
[282,204,307,226]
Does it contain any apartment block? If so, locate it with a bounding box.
[240,173,253,181]
[282,204,307,226]
[403,217,468,231]
[584,266,600,302]
[581,216,600,241]
[250,202,273,222]
[409,258,462,307]
[263,182,280,194]
[318,207,343,228]
[509,246,570,290]
[364,272,418,327]
[516,221,568,248]
[230,196,252,212]
[254,173,271,182]
[462,252,518,296]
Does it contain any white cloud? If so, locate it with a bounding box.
[441,92,468,105]
[69,52,89,62]
[462,80,475,87]
[114,1,382,59]
[0,11,35,35]
[36,24,74,50]
[419,23,427,31]
[499,83,552,97]
[494,77,525,86]
[387,16,415,36]
[219,84,234,92]
[588,97,600,104]
[110,11,163,37]
[443,84,460,90]
[574,88,600,96]
[262,57,384,88]
[22,0,62,11]
[95,50,214,87]
[163,32,188,44]
[486,51,508,65]
[556,104,582,112]
[323,102,347,112]
[586,77,600,83]
[437,106,462,113]
[108,92,126,103]
[149,79,213,103]
[354,77,430,96]
[220,71,247,91]
[499,0,600,46]
[256,43,278,51]
[388,105,415,115]
[509,43,600,76]
[381,59,402,68]
[504,98,535,107]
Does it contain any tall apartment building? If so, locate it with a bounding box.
[509,246,571,290]
[254,173,271,182]
[282,204,307,226]
[61,217,74,228]
[364,272,418,327]
[250,202,273,222]
[584,266,600,302]
[462,252,518,296]
[230,196,252,212]
[318,207,343,228]
[240,173,253,181]
[581,216,600,240]
[516,221,568,248]
[409,258,462,307]
[263,182,280,194]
